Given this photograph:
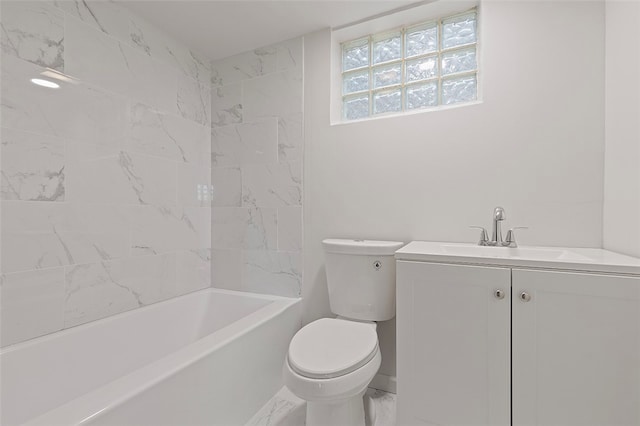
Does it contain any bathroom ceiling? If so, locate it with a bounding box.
[118,0,417,61]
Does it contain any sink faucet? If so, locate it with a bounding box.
[490,207,506,246]
[470,207,527,247]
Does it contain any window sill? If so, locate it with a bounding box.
[330,99,483,127]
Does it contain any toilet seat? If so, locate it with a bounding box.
[287,318,379,379]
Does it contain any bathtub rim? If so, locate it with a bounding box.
[1,288,293,355]
[14,288,300,426]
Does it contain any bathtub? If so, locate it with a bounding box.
[0,288,301,426]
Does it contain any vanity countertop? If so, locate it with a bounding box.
[395,241,640,275]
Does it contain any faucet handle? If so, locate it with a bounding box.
[469,226,489,246]
[504,227,528,247]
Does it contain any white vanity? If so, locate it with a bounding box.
[395,242,640,426]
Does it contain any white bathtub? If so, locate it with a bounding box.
[0,288,301,426]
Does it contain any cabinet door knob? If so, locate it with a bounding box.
[494,289,505,300]
[520,291,532,302]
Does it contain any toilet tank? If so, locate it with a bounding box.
[322,239,405,321]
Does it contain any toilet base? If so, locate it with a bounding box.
[306,389,367,426]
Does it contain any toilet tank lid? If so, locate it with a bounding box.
[322,239,405,255]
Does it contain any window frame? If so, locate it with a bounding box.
[340,7,479,121]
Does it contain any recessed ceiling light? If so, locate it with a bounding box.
[30,78,60,89]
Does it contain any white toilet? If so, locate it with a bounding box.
[283,239,404,426]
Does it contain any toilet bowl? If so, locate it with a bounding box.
[282,239,404,426]
[283,318,381,426]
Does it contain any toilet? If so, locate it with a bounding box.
[283,239,405,426]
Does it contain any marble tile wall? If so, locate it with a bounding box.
[0,0,212,346]
[210,38,304,298]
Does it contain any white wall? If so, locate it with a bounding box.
[304,1,605,379]
[603,0,640,258]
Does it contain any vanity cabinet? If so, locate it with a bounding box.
[396,262,511,426]
[512,269,640,426]
[396,260,640,426]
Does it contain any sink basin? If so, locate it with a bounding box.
[440,244,592,262]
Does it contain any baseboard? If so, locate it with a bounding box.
[369,373,396,394]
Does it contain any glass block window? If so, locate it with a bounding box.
[341,8,478,120]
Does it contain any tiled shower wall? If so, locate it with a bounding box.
[0,1,211,346]
[210,38,304,297]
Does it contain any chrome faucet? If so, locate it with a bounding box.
[490,207,506,246]
[470,207,527,247]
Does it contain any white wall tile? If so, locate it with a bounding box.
[1,202,73,273]
[64,254,178,327]
[64,257,137,325]
[1,201,130,274]
[211,206,277,250]
[243,250,302,297]
[0,0,211,346]
[0,1,64,70]
[55,203,131,264]
[276,38,303,73]
[53,0,130,43]
[211,118,280,168]
[242,70,303,121]
[127,102,210,165]
[209,37,305,298]
[212,207,247,250]
[184,206,211,250]
[1,128,65,201]
[131,205,209,256]
[278,207,302,251]
[237,119,279,165]
[242,161,302,208]
[210,46,277,87]
[128,13,211,84]
[212,167,241,207]
[278,113,304,162]
[65,18,179,114]
[66,145,177,208]
[211,84,242,127]
[64,261,139,327]
[211,124,241,167]
[211,248,242,290]
[0,268,65,347]
[176,249,211,293]
[245,207,278,250]
[1,53,127,147]
[119,254,178,304]
[177,164,212,207]
[177,75,211,126]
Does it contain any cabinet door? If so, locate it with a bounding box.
[513,269,640,426]
[396,261,511,426]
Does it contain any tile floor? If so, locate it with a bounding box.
[246,387,397,426]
